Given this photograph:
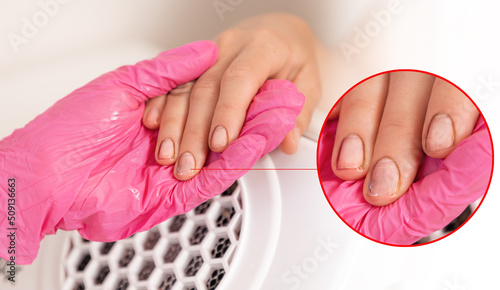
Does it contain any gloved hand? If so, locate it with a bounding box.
[318,116,492,245]
[0,41,304,264]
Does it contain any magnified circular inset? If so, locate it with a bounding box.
[317,69,494,246]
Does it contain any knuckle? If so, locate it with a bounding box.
[175,81,196,91]
[160,115,184,128]
[380,122,415,137]
[181,129,209,142]
[378,122,423,165]
[146,95,167,106]
[223,65,254,80]
[342,96,377,112]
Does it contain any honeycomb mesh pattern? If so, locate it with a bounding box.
[61,182,243,290]
[95,265,110,285]
[189,225,209,245]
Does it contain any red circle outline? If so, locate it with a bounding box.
[315,68,495,247]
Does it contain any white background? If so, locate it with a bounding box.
[1,0,499,289]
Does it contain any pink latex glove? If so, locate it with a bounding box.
[318,116,493,245]
[0,41,304,264]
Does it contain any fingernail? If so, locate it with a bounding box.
[337,134,364,170]
[426,114,454,152]
[368,158,399,197]
[159,139,174,160]
[176,152,195,176]
[211,126,228,149]
[146,107,160,124]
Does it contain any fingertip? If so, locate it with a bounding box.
[363,192,398,207]
[331,167,367,181]
[174,171,197,181]
[143,95,167,129]
[143,107,161,129]
[423,146,454,160]
[279,139,298,155]
[155,138,176,165]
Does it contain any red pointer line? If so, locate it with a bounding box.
[193,168,317,171]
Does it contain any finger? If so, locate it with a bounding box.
[363,71,435,206]
[173,69,228,180]
[422,78,479,158]
[331,74,389,181]
[143,95,167,130]
[361,117,491,244]
[155,82,194,166]
[178,79,304,206]
[101,40,218,104]
[172,80,217,180]
[208,42,288,152]
[172,37,247,180]
[279,63,322,154]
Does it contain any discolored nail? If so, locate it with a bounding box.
[158,139,174,160]
[426,114,454,152]
[176,152,195,176]
[337,134,364,170]
[211,126,228,149]
[368,158,399,197]
[146,107,160,124]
